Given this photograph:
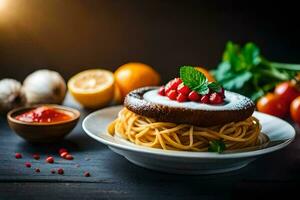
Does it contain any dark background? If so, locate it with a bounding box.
[0,0,299,82]
[1,1,300,199]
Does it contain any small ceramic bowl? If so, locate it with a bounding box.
[7,104,80,143]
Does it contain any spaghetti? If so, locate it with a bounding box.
[108,108,268,152]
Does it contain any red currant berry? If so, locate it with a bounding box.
[200,94,210,104]
[209,92,224,104]
[164,82,172,94]
[218,88,225,98]
[177,83,191,96]
[172,78,182,88]
[188,91,200,101]
[158,86,165,96]
[176,93,187,102]
[166,78,182,93]
[166,90,178,100]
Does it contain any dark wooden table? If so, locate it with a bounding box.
[0,96,300,200]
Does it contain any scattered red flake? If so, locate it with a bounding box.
[25,162,31,168]
[60,152,68,158]
[46,156,54,164]
[65,154,73,160]
[15,153,22,159]
[59,148,68,155]
[57,168,64,175]
[84,172,90,177]
[50,169,56,174]
[35,168,40,173]
[33,153,40,160]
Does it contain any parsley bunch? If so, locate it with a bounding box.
[212,41,300,101]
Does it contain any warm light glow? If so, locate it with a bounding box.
[0,0,6,11]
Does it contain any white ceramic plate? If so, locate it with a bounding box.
[83,105,296,174]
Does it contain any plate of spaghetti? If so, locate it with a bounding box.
[83,67,296,174]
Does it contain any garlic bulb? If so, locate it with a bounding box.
[23,69,66,105]
[0,79,26,114]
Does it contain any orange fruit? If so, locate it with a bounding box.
[113,84,122,104]
[195,67,215,82]
[114,62,160,101]
[68,69,115,108]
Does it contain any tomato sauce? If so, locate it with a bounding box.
[15,106,72,123]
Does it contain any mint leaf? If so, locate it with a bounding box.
[208,82,222,93]
[180,66,224,95]
[194,84,209,95]
[208,140,225,153]
[180,66,208,93]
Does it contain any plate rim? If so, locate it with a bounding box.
[82,105,296,159]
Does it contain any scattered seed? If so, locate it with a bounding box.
[35,168,40,173]
[75,164,80,168]
[60,152,68,158]
[46,156,54,164]
[15,153,22,159]
[57,168,64,175]
[25,162,31,168]
[33,154,40,160]
[84,172,90,177]
[59,148,68,154]
[65,154,73,160]
[50,169,56,174]
[85,157,90,161]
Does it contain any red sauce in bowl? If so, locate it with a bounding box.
[15,106,73,123]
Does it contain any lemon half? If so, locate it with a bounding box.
[68,69,115,108]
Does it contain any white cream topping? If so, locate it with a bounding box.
[143,89,248,111]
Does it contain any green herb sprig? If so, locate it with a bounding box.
[180,66,222,95]
[212,41,300,101]
[208,140,226,153]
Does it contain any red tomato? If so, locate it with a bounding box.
[290,96,300,125]
[274,81,300,104]
[257,93,289,118]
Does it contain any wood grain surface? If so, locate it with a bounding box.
[0,95,299,200]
